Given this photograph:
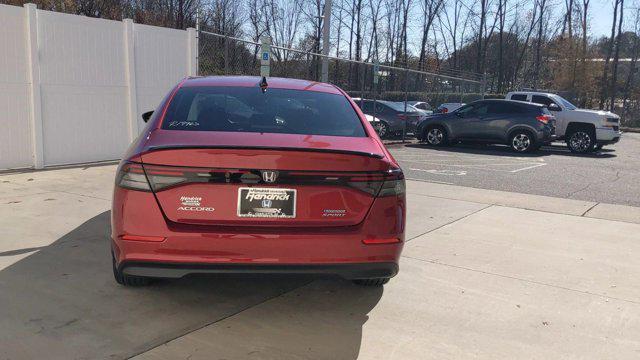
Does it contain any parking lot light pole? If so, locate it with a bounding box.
[321,0,332,83]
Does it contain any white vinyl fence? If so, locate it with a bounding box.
[0,3,197,170]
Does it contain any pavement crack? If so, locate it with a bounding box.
[402,255,640,305]
[406,204,493,243]
[56,190,111,201]
[581,202,600,217]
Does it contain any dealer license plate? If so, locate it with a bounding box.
[237,187,296,218]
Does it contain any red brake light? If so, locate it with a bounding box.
[442,108,448,113]
[121,235,166,242]
[536,115,552,124]
[362,238,401,245]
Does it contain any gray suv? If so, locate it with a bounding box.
[417,99,556,152]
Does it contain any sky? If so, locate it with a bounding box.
[591,0,616,37]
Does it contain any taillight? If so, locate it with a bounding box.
[346,168,405,197]
[143,165,189,191]
[117,162,406,197]
[536,115,552,124]
[116,162,151,191]
[116,163,190,192]
[442,108,449,113]
[377,168,405,197]
[397,114,407,120]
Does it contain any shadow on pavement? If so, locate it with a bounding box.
[405,142,617,158]
[0,211,382,360]
[142,279,384,359]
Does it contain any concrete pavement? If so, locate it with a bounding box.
[1,164,639,359]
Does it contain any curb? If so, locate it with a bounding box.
[382,139,419,147]
[405,179,640,225]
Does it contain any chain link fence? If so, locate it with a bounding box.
[199,31,486,140]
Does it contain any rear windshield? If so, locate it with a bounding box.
[385,101,418,113]
[161,86,366,137]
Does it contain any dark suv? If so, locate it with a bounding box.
[417,99,556,152]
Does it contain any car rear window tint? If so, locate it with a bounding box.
[510,94,527,101]
[162,86,367,137]
[488,102,528,114]
[531,95,557,107]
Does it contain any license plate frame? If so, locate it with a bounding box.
[237,187,297,218]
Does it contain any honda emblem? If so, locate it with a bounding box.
[261,170,278,183]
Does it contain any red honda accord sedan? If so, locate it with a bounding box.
[111,76,405,287]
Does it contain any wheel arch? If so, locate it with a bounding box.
[421,121,452,139]
[506,125,537,142]
[566,122,596,135]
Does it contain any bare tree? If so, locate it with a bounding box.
[534,0,548,89]
[599,0,621,109]
[417,0,444,71]
[609,0,624,111]
[579,0,590,106]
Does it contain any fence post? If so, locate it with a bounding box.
[224,35,229,74]
[24,3,44,169]
[481,73,487,99]
[402,68,408,143]
[187,28,197,76]
[122,19,139,141]
[362,64,372,125]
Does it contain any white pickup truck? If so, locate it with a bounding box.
[505,91,622,153]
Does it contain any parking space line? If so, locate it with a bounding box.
[509,163,547,173]
[405,177,453,185]
[409,168,467,176]
[402,160,545,173]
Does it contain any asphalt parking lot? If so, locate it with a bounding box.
[390,132,640,207]
[1,165,640,359]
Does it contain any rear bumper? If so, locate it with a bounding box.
[537,128,556,143]
[120,261,398,280]
[111,188,406,277]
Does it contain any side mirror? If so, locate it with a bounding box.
[142,111,154,122]
[548,104,562,112]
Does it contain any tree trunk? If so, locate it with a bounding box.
[599,0,620,109]
[609,0,624,112]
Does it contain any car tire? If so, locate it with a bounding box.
[112,252,152,287]
[509,130,536,153]
[567,128,595,153]
[423,125,449,146]
[373,121,390,138]
[352,278,390,286]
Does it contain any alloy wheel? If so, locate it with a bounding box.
[569,132,592,153]
[511,133,531,152]
[374,122,388,138]
[426,128,444,145]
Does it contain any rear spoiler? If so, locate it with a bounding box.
[145,145,385,159]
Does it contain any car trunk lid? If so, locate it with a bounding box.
[140,131,390,227]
